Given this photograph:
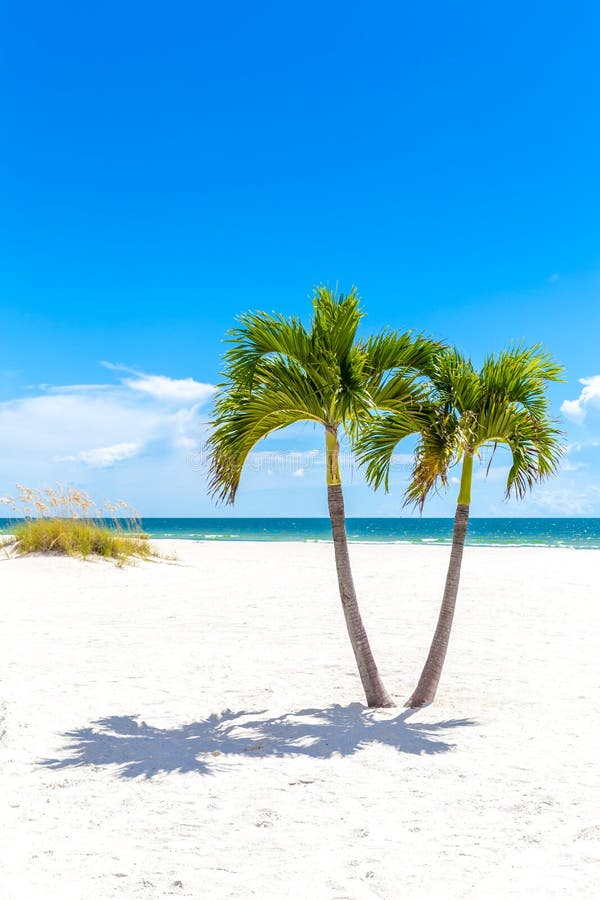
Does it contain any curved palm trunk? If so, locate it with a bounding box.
[326,427,394,708]
[405,453,473,708]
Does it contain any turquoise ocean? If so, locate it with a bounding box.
[4,518,596,548]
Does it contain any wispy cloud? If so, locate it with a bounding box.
[247,449,321,469]
[39,383,114,394]
[56,442,142,469]
[566,440,600,452]
[0,365,216,484]
[124,374,214,404]
[391,453,413,466]
[528,484,600,516]
[474,464,511,483]
[561,375,600,424]
[101,362,215,405]
[561,460,587,472]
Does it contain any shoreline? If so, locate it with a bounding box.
[157,537,600,550]
[4,537,600,556]
[153,537,600,554]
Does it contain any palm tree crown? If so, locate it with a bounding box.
[358,343,565,507]
[208,286,440,502]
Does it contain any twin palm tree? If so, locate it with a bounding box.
[207,287,439,708]
[209,287,564,708]
[358,345,564,707]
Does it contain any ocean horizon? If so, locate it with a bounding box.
[3,517,600,549]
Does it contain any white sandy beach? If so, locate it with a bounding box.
[1,540,599,899]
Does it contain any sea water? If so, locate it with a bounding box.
[4,517,593,548]
[2,517,600,547]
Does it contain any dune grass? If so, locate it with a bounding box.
[1,484,156,565]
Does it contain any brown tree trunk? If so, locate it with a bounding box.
[405,503,470,708]
[327,482,395,708]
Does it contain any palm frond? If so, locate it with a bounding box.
[362,330,444,384]
[480,343,564,418]
[208,368,325,503]
[434,350,481,413]
[504,411,564,499]
[359,340,565,510]
[354,413,422,492]
[311,285,364,361]
[223,311,312,389]
[403,413,460,510]
[210,285,444,505]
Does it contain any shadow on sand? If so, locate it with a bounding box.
[40,704,476,779]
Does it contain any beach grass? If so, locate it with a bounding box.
[10,518,153,563]
[1,484,155,565]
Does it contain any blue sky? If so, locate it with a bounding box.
[1,1,599,517]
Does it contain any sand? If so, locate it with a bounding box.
[1,540,599,899]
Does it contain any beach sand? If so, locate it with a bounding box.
[1,541,599,899]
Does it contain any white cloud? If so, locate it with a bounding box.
[391,453,413,466]
[56,442,141,469]
[0,365,216,490]
[561,375,600,424]
[247,449,321,471]
[100,362,215,405]
[474,464,511,482]
[174,436,199,451]
[528,484,600,516]
[124,374,215,405]
[292,468,305,478]
[561,460,587,472]
[40,383,114,394]
[567,440,600,452]
[561,440,600,472]
[0,393,159,459]
[561,399,586,424]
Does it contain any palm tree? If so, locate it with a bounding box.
[207,286,440,708]
[357,344,564,707]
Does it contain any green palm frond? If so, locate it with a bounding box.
[434,351,481,413]
[362,330,443,383]
[208,363,326,503]
[480,343,564,418]
[310,285,364,360]
[403,412,460,510]
[504,410,564,499]
[358,330,443,430]
[354,412,423,492]
[355,340,565,508]
[209,285,441,504]
[224,311,313,389]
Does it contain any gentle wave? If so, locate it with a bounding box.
[3,517,600,549]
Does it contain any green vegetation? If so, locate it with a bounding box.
[357,344,564,706]
[1,485,155,566]
[208,285,440,707]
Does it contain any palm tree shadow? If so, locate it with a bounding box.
[40,704,477,779]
